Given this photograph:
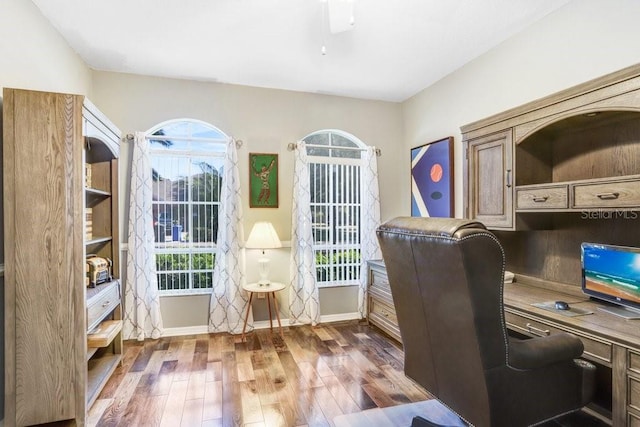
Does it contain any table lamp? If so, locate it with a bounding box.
[245,221,282,285]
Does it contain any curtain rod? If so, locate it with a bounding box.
[124,133,243,148]
[287,142,381,156]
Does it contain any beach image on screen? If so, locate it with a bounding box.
[583,244,640,304]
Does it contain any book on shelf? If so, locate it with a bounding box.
[85,163,92,187]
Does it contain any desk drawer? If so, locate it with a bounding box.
[87,282,120,331]
[573,178,640,208]
[516,185,568,210]
[370,269,393,299]
[629,374,640,413]
[630,350,640,375]
[368,296,401,342]
[505,311,612,363]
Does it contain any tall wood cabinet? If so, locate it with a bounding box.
[3,88,122,426]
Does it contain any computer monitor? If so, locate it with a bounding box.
[581,242,640,319]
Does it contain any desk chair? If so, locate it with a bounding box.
[376,217,595,427]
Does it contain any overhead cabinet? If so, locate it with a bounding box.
[3,88,122,426]
[463,64,640,230]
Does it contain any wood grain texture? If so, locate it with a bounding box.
[88,323,432,427]
[466,130,514,229]
[4,88,122,426]
[4,89,84,425]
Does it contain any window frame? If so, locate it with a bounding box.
[147,119,229,296]
[303,129,368,289]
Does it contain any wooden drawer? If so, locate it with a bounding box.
[87,281,120,331]
[516,185,568,210]
[630,350,640,375]
[370,269,393,299]
[368,296,401,342]
[505,311,612,363]
[629,374,640,413]
[629,407,640,427]
[573,178,640,208]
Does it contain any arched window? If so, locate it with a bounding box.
[147,119,228,295]
[302,130,367,287]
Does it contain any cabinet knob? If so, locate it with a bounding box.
[526,322,550,336]
[532,195,549,203]
[596,192,619,200]
[102,301,110,308]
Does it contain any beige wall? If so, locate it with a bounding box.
[91,71,405,327]
[0,0,92,96]
[403,0,640,218]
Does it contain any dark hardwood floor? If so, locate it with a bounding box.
[89,321,432,427]
[90,321,608,427]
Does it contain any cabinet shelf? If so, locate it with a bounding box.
[86,236,113,246]
[85,187,111,197]
[88,319,122,348]
[87,353,122,407]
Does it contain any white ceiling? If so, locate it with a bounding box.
[32,0,571,102]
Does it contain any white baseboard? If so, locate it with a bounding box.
[160,311,362,338]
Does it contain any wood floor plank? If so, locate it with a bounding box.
[379,364,432,402]
[253,368,279,407]
[321,374,362,414]
[97,372,143,426]
[93,322,437,427]
[221,350,243,427]
[208,333,223,362]
[174,339,197,382]
[261,403,288,427]
[312,384,346,421]
[186,370,207,400]
[240,380,264,424]
[203,380,223,421]
[181,397,204,427]
[207,360,223,382]
[152,359,178,396]
[87,399,112,427]
[138,394,168,427]
[329,363,377,411]
[160,379,188,427]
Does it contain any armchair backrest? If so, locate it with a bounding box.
[376,217,509,426]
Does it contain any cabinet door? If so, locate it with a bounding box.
[466,130,514,229]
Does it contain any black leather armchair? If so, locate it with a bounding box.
[376,217,595,427]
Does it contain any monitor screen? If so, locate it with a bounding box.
[581,243,640,311]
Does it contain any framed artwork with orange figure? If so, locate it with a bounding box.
[410,137,454,217]
[249,153,278,208]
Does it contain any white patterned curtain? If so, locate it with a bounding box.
[124,132,164,341]
[208,138,248,334]
[358,147,382,317]
[289,142,320,325]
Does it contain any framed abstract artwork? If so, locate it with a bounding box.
[411,137,454,217]
[249,153,279,208]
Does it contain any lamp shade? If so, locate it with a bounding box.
[245,222,282,249]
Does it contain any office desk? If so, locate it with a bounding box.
[504,279,640,426]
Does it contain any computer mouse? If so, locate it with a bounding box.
[555,300,570,311]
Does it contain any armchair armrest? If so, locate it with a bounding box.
[508,332,584,370]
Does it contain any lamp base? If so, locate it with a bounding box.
[257,257,271,286]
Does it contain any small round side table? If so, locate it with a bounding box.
[241,281,285,341]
